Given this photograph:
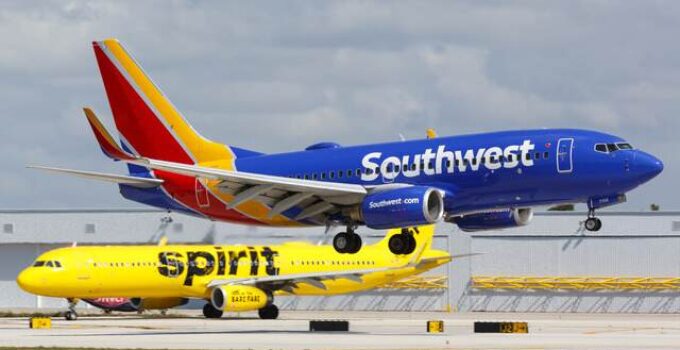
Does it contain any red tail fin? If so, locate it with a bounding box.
[92,39,234,167]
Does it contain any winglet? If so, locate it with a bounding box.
[426,128,437,139]
[83,107,137,161]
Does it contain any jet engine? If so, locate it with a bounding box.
[348,186,444,229]
[211,285,271,312]
[453,208,533,232]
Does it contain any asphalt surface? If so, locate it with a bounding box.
[1,310,679,349]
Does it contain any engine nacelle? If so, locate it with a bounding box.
[454,208,533,232]
[354,186,444,229]
[211,285,270,312]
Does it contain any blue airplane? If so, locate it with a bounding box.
[34,39,664,255]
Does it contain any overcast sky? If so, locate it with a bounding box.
[1,1,678,211]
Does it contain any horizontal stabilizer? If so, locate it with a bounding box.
[28,166,163,188]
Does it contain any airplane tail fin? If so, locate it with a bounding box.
[91,39,242,167]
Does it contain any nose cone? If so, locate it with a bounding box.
[16,268,40,294]
[635,151,664,182]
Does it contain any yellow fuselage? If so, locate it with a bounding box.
[17,241,448,300]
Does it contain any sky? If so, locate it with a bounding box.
[0,1,678,211]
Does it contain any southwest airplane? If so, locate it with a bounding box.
[34,39,664,255]
[17,226,450,320]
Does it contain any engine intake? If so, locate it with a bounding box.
[353,186,444,229]
[454,208,533,232]
[211,285,270,312]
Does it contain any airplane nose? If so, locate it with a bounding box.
[634,151,664,182]
[16,269,41,294]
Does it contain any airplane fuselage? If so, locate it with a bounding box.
[17,242,447,299]
[121,128,662,226]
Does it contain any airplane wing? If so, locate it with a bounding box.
[81,107,369,220]
[207,243,428,291]
[27,166,163,188]
[206,267,395,291]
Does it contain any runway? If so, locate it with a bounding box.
[1,311,680,349]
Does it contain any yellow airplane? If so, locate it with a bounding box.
[18,225,450,320]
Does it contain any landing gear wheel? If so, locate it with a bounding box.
[258,304,279,319]
[346,233,362,254]
[202,303,223,319]
[585,217,602,232]
[333,232,351,253]
[405,234,416,255]
[333,231,362,254]
[64,310,78,321]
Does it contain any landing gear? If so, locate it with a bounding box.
[64,298,78,321]
[202,303,223,319]
[64,310,78,321]
[258,304,279,319]
[333,228,362,254]
[584,209,602,232]
[388,228,417,255]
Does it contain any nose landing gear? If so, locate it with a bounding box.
[64,298,78,321]
[332,227,362,254]
[584,209,602,232]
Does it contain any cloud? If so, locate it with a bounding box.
[0,1,677,210]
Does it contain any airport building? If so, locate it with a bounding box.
[1,209,679,313]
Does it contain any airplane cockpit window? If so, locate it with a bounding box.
[595,142,633,154]
[34,260,62,268]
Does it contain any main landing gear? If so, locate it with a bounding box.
[388,228,417,255]
[584,209,602,232]
[202,303,223,319]
[333,227,362,254]
[258,304,279,319]
[203,302,279,320]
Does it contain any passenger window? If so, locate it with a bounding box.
[595,144,607,153]
[304,175,309,180]
[365,168,374,175]
[356,169,361,176]
[337,171,342,178]
[320,173,326,180]
[347,170,352,177]
[543,151,549,159]
[534,152,540,159]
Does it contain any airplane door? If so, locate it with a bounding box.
[195,178,210,207]
[557,138,574,173]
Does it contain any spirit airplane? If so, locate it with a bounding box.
[34,39,664,254]
[17,226,450,320]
